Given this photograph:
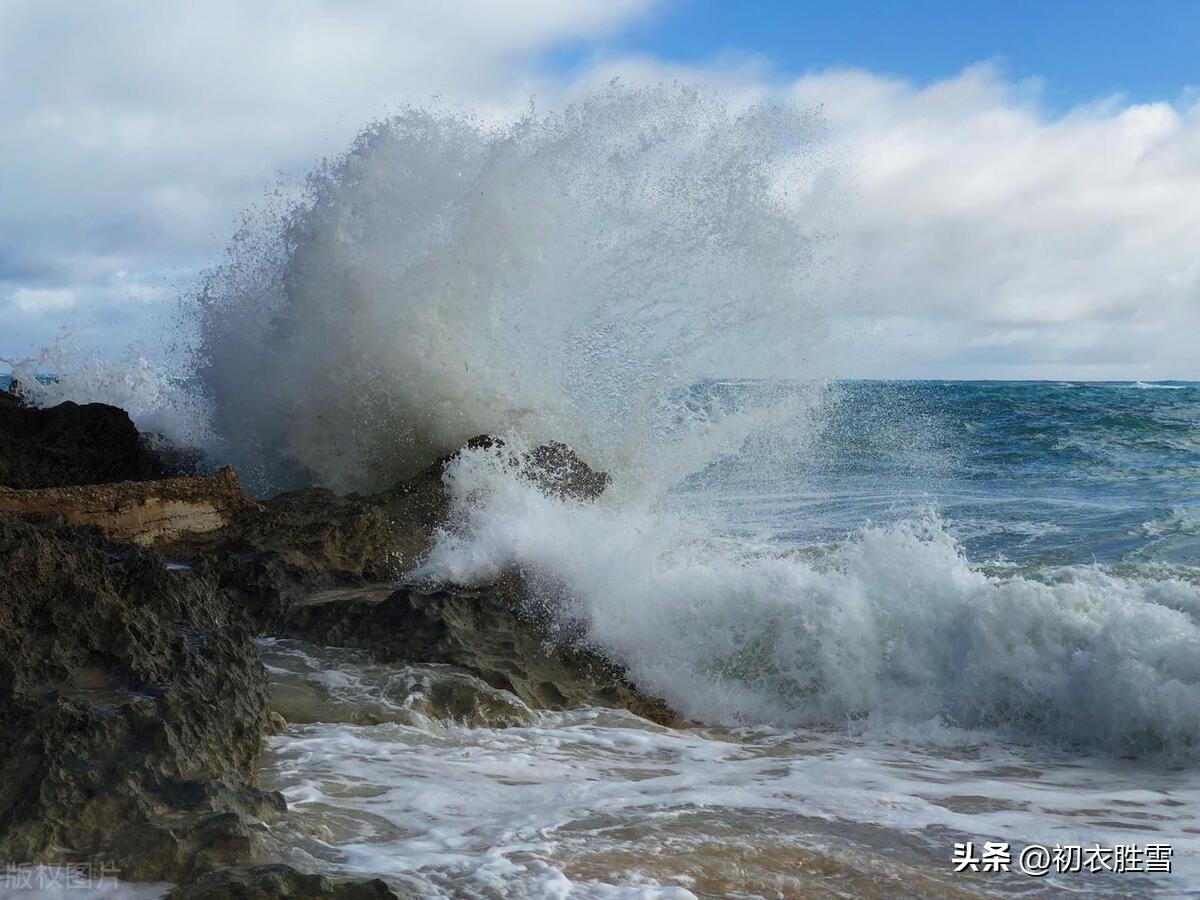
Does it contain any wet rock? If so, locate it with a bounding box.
[165,864,402,899]
[0,515,280,881]
[0,390,187,488]
[0,467,257,551]
[203,435,608,628]
[201,488,404,628]
[262,636,537,729]
[279,577,681,727]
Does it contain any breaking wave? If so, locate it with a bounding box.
[191,84,830,495]
[420,442,1200,759]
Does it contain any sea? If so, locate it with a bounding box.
[248,379,1200,900]
[7,377,1200,898]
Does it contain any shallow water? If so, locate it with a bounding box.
[258,640,1196,898]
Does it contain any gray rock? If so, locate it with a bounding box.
[0,515,280,881]
[165,864,402,899]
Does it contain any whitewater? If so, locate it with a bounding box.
[8,86,1200,897]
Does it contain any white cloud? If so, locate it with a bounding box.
[0,0,657,355]
[786,64,1200,378]
[10,287,77,314]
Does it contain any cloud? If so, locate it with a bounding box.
[0,0,658,358]
[578,56,1200,377]
[787,64,1200,377]
[10,287,77,314]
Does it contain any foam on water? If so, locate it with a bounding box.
[418,441,1200,759]
[259,641,1200,898]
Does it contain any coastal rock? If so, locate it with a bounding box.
[205,436,609,628]
[0,390,185,488]
[0,515,279,882]
[0,467,256,551]
[202,487,404,628]
[279,577,681,726]
[263,636,538,729]
[165,864,402,899]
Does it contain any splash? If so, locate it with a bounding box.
[191,84,829,494]
[419,442,1200,759]
[6,337,210,448]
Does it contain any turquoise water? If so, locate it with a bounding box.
[687,380,1200,569]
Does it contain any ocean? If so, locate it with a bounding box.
[243,379,1199,898]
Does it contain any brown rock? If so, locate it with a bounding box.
[0,467,256,551]
[280,576,682,727]
[0,515,280,882]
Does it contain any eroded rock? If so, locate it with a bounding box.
[164,864,402,899]
[0,467,256,551]
[279,577,681,727]
[202,435,609,628]
[0,516,279,882]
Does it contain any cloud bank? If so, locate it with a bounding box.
[1,2,1198,379]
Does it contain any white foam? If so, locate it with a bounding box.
[418,443,1200,758]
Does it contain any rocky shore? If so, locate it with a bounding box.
[0,389,676,897]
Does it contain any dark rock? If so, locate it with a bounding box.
[200,487,403,628]
[165,864,402,899]
[0,515,279,881]
[205,435,610,628]
[0,392,189,488]
[280,576,682,726]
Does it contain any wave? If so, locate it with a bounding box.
[189,85,830,495]
[418,441,1200,759]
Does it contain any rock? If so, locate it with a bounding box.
[201,487,403,628]
[165,864,402,899]
[0,391,188,488]
[279,576,682,727]
[260,436,676,724]
[206,435,610,628]
[0,467,257,551]
[262,635,537,729]
[0,515,280,882]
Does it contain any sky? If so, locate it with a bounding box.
[1,0,1198,380]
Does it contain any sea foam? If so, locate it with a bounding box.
[418,441,1200,758]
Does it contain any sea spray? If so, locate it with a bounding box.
[419,440,1200,758]
[191,84,831,495]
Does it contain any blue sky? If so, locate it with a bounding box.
[1,0,1198,381]
[612,0,1199,107]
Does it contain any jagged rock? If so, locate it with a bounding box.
[205,435,610,628]
[0,515,280,882]
[200,487,404,628]
[0,390,187,488]
[264,436,676,724]
[279,577,681,727]
[165,864,402,899]
[0,467,256,551]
